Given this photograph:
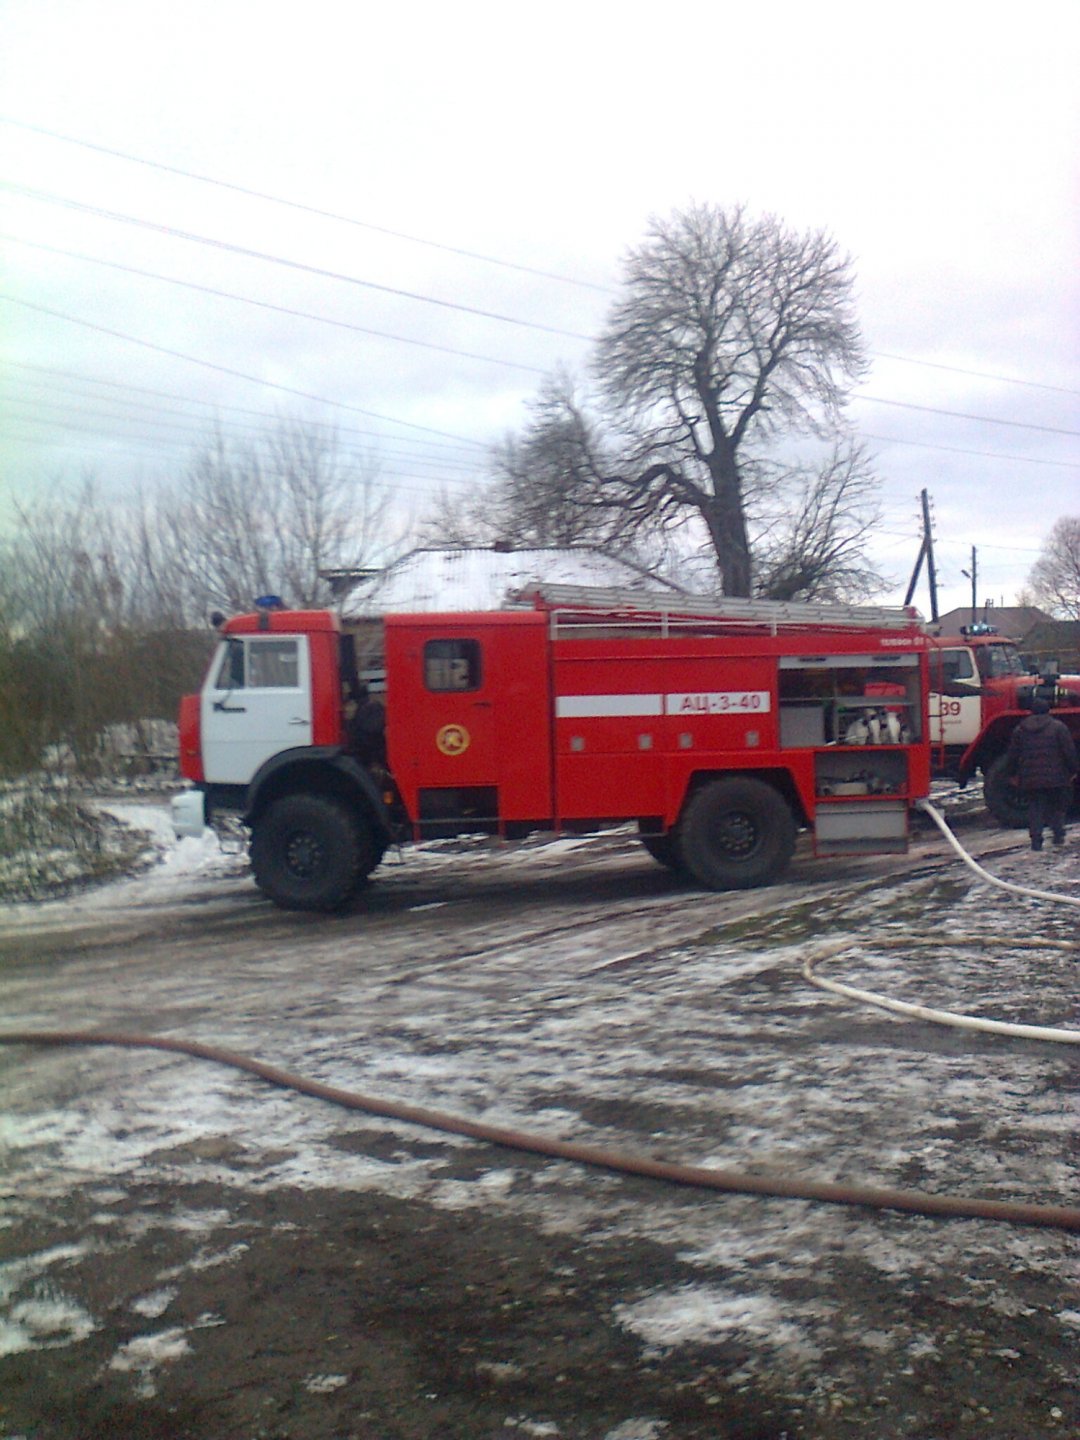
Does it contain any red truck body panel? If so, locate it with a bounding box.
[178,692,202,782]
[379,607,930,836]
[384,611,554,827]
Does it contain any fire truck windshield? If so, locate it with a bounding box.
[977,643,1027,680]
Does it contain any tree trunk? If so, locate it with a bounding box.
[701,457,752,596]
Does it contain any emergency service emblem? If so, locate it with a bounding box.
[436,723,470,756]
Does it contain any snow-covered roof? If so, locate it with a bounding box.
[342,547,683,616]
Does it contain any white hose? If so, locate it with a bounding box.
[916,799,1080,908]
[802,803,1079,1042]
[803,938,1080,1044]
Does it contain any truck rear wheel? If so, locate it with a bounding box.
[676,777,796,891]
[983,754,1027,828]
[251,794,373,911]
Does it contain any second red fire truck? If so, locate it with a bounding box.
[173,586,933,911]
[927,625,1080,825]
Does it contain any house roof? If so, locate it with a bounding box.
[932,605,1050,640]
[342,547,684,617]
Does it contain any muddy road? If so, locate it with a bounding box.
[1,814,1077,1439]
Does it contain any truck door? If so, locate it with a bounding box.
[929,646,983,749]
[201,634,313,784]
[384,615,551,831]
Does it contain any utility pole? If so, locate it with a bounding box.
[905,489,939,622]
[961,546,977,626]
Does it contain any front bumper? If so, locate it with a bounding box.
[171,788,207,838]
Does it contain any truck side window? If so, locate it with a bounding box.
[939,649,975,684]
[215,639,245,690]
[424,639,481,692]
[247,639,300,689]
[980,643,1025,680]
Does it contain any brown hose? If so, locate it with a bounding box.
[3,1029,1078,1233]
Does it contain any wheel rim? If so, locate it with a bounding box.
[284,828,323,881]
[711,808,760,859]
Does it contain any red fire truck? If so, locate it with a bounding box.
[927,626,1080,825]
[172,586,933,910]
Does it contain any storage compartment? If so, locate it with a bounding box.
[780,703,826,747]
[779,653,922,745]
[815,749,909,797]
[814,799,909,855]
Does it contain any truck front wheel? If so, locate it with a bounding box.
[676,777,796,891]
[251,794,373,911]
[983,754,1027,828]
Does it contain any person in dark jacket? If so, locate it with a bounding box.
[1005,697,1078,850]
[345,683,387,767]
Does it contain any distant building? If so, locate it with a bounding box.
[1020,619,1080,674]
[932,605,1049,640]
[932,605,1079,673]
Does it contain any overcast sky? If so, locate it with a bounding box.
[1,0,1077,618]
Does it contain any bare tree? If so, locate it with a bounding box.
[417,482,501,549]
[151,416,410,617]
[0,417,410,773]
[0,482,152,768]
[420,376,705,586]
[749,442,885,602]
[483,204,875,598]
[487,376,630,549]
[1028,516,1080,619]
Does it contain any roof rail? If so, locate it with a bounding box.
[511,583,924,634]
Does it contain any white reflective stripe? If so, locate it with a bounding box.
[666,691,772,715]
[555,692,773,718]
[556,693,663,718]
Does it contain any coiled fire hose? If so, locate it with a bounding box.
[2,801,1077,1233]
[1,1028,1077,1233]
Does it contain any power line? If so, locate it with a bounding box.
[870,351,1080,397]
[4,117,1076,399]
[1,181,594,341]
[861,431,1079,470]
[5,196,1076,462]
[0,114,611,295]
[0,232,548,376]
[1,360,484,460]
[9,269,1071,445]
[1,396,479,473]
[0,395,482,472]
[7,338,1074,492]
[1,420,482,501]
[855,393,1080,437]
[9,362,1073,473]
[0,294,490,448]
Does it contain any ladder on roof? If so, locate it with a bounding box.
[512,583,924,633]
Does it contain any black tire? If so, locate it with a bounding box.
[676,777,797,891]
[983,754,1027,829]
[250,794,373,911]
[638,824,683,873]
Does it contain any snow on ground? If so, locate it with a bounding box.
[1,796,1077,1387]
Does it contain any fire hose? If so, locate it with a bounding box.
[917,798,1080,910]
[1,804,1077,1233]
[802,801,1079,1041]
[0,1025,1077,1233]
